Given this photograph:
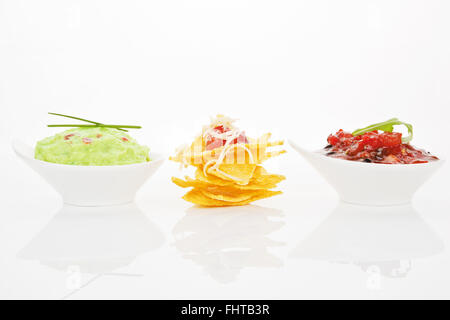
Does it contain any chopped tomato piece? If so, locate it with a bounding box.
[64,134,75,140]
[205,126,249,151]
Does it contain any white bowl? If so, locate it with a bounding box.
[289,140,444,206]
[12,139,165,206]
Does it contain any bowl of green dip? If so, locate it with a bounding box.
[35,127,150,166]
[13,128,164,206]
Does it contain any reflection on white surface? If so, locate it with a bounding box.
[292,202,444,278]
[173,205,285,284]
[19,203,165,274]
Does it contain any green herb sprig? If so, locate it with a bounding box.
[352,118,413,143]
[48,112,142,132]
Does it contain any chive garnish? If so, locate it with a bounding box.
[48,112,142,132]
[352,118,413,143]
[48,124,142,129]
[48,112,102,126]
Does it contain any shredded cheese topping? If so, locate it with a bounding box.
[203,143,255,181]
[176,115,256,181]
[200,115,256,181]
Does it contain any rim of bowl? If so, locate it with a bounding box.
[12,139,166,169]
[288,139,444,170]
[312,149,444,169]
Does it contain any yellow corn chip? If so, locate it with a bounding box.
[194,168,233,186]
[171,133,285,167]
[183,189,282,207]
[172,176,205,189]
[250,166,286,186]
[207,164,256,185]
[199,189,256,202]
[193,167,281,190]
[200,184,275,202]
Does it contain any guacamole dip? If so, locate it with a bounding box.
[35,127,150,166]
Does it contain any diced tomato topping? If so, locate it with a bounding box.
[205,126,249,151]
[327,134,340,146]
[213,125,226,134]
[379,132,402,148]
[64,134,75,140]
[122,137,129,142]
[205,138,225,150]
[324,129,438,164]
[233,134,249,145]
[327,129,354,147]
[82,138,92,144]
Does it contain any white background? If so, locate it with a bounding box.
[1,0,450,299]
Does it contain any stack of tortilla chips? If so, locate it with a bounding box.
[171,129,286,207]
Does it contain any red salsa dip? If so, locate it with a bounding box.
[324,129,438,164]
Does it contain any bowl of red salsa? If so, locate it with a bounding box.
[324,129,438,164]
[289,118,443,206]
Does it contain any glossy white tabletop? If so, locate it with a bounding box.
[2,0,450,301]
[1,142,449,300]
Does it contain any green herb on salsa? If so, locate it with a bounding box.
[352,118,413,143]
